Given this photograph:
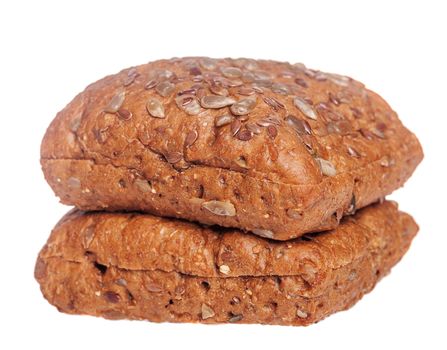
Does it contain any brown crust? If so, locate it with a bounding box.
[35,201,418,326]
[40,57,423,240]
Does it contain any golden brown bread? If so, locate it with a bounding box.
[35,201,418,325]
[41,57,423,240]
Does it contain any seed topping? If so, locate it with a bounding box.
[105,90,126,113]
[316,158,337,177]
[200,95,236,109]
[294,97,317,120]
[146,98,165,118]
[202,200,236,216]
[230,98,257,115]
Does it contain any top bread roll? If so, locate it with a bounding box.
[41,57,423,240]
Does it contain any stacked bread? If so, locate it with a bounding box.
[36,57,423,326]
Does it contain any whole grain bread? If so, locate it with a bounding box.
[35,201,418,325]
[41,57,423,240]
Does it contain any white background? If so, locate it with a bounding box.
[1,0,446,349]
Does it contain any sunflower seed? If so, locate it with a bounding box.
[117,108,132,120]
[230,98,256,115]
[253,80,272,88]
[185,130,198,147]
[178,88,197,96]
[230,119,242,135]
[246,123,262,134]
[164,152,183,164]
[271,83,290,95]
[243,59,258,70]
[146,98,165,118]
[105,90,126,113]
[200,95,236,109]
[231,58,253,70]
[287,208,303,219]
[155,81,175,97]
[285,115,312,135]
[146,282,163,293]
[253,70,273,82]
[315,101,328,109]
[227,78,244,87]
[199,57,217,70]
[215,114,233,127]
[347,194,356,215]
[295,78,308,88]
[209,83,229,96]
[328,73,350,87]
[237,87,256,96]
[293,62,306,70]
[328,92,341,105]
[296,309,308,319]
[235,155,248,168]
[236,129,253,141]
[193,76,204,83]
[251,85,265,94]
[68,177,81,188]
[279,70,295,78]
[304,68,317,78]
[228,314,243,323]
[203,72,218,82]
[212,77,228,88]
[314,71,328,81]
[196,87,206,100]
[156,69,174,81]
[123,73,138,87]
[201,304,215,319]
[219,264,231,274]
[82,225,95,249]
[115,278,127,287]
[257,116,281,127]
[127,67,137,77]
[347,146,360,157]
[256,119,271,127]
[242,71,255,83]
[380,156,392,167]
[134,179,153,193]
[316,158,337,177]
[202,200,236,216]
[231,297,240,304]
[175,94,201,115]
[221,66,242,78]
[294,97,317,120]
[191,83,204,90]
[172,76,186,84]
[252,229,274,239]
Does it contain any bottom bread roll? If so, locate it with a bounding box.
[35,201,417,326]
